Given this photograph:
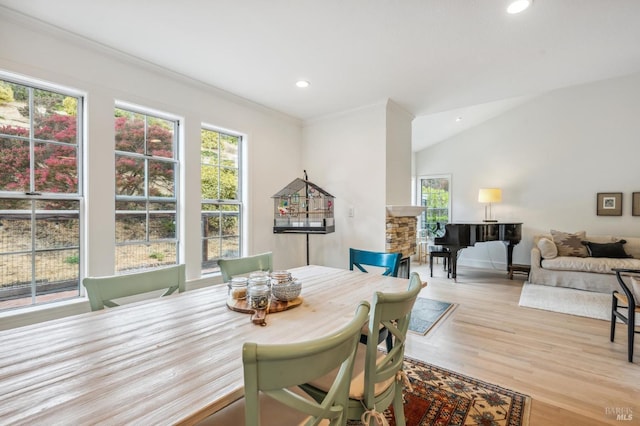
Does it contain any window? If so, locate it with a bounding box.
[0,76,82,310]
[114,106,179,273]
[201,127,242,274]
[417,175,450,239]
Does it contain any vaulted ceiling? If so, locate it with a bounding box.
[2,0,640,150]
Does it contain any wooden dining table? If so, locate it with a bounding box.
[0,265,412,425]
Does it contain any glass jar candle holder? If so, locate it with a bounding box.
[248,281,270,310]
[270,270,292,285]
[228,277,248,300]
[249,271,269,280]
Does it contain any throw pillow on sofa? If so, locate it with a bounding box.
[550,229,588,257]
[582,240,631,258]
[537,237,558,259]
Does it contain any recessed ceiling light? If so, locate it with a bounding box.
[507,0,532,14]
[455,116,462,122]
[296,80,310,88]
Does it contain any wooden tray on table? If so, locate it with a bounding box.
[226,296,303,326]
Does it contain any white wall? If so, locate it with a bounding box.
[385,100,414,205]
[414,72,640,269]
[302,103,388,268]
[301,100,413,269]
[0,10,306,326]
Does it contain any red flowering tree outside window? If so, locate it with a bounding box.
[114,108,178,273]
[0,79,82,310]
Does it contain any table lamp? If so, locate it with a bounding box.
[478,188,502,222]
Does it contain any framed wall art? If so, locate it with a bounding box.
[633,192,640,217]
[596,192,622,216]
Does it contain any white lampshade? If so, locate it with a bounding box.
[478,188,502,203]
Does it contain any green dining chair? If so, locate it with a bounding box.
[83,264,186,311]
[218,252,273,282]
[349,248,401,277]
[199,301,371,426]
[302,272,422,426]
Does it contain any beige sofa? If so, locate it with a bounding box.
[529,233,640,293]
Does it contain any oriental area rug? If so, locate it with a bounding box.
[348,356,531,426]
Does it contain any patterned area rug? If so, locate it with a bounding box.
[409,298,457,335]
[519,282,640,325]
[519,282,611,320]
[348,356,530,426]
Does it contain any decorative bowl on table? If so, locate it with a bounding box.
[271,279,302,302]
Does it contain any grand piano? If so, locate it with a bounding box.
[434,222,522,280]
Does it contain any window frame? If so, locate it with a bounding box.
[0,72,84,310]
[416,174,451,239]
[114,102,180,274]
[200,125,243,275]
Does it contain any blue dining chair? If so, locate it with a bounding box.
[349,248,402,277]
[349,248,403,351]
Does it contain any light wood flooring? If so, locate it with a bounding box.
[406,261,640,426]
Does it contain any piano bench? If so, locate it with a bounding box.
[508,264,531,280]
[429,248,452,278]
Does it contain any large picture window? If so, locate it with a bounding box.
[0,77,82,310]
[114,106,179,273]
[201,127,242,274]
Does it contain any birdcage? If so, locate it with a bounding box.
[272,177,335,234]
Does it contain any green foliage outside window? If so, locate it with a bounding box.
[61,97,77,116]
[0,77,82,308]
[201,129,239,200]
[114,107,178,272]
[0,82,14,104]
[201,128,241,269]
[420,178,450,238]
